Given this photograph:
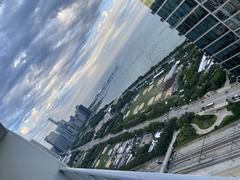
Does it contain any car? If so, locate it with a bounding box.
[232,94,240,101]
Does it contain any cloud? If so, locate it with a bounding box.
[20,127,30,135]
[0,0,149,144]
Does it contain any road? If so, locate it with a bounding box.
[71,83,240,153]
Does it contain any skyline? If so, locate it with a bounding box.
[0,0,142,139]
[0,0,183,143]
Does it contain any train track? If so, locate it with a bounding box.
[172,147,240,174]
[169,128,240,173]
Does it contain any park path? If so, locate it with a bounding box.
[191,108,233,135]
[160,130,180,173]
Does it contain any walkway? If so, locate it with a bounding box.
[191,108,233,135]
[160,130,180,173]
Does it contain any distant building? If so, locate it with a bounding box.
[44,132,71,153]
[75,105,91,122]
[48,118,77,141]
[143,0,240,78]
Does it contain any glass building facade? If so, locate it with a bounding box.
[147,0,240,77]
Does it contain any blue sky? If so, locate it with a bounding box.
[0,0,148,139]
[0,0,184,144]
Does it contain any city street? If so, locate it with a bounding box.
[71,83,240,153]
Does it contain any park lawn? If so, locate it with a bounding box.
[125,74,167,117]
[96,144,115,168]
[193,115,217,129]
[97,152,109,168]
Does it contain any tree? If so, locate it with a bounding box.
[177,112,195,128]
[211,69,226,89]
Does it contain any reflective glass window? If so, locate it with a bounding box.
[186,15,218,41]
[177,6,208,34]
[203,0,227,12]
[195,23,228,48]
[215,0,240,20]
[167,0,198,26]
[205,32,238,55]
[157,0,183,20]
[214,41,240,62]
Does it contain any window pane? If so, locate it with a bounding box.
[177,6,208,34]
[214,41,240,62]
[225,13,240,30]
[222,55,240,69]
[215,0,240,20]
[150,0,166,13]
[167,0,198,26]
[186,15,218,41]
[205,32,238,55]
[230,64,240,76]
[195,23,228,48]
[157,0,183,20]
[203,0,227,12]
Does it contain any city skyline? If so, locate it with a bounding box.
[0,0,149,140]
[0,0,184,144]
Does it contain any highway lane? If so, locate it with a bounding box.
[71,83,240,153]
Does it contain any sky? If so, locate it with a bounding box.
[0,0,147,139]
[0,0,184,143]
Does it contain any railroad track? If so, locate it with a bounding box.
[169,129,240,173]
[172,147,240,174]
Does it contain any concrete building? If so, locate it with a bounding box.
[45,132,71,153]
[75,105,91,122]
[0,123,238,180]
[143,0,240,78]
[48,118,77,141]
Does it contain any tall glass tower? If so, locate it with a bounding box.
[143,0,240,78]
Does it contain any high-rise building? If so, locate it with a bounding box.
[48,118,78,141]
[143,0,240,78]
[75,105,91,122]
[45,132,71,153]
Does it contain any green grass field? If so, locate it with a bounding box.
[124,74,171,117]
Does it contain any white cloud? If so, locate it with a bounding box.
[12,51,27,68]
[57,3,78,26]
[0,3,5,16]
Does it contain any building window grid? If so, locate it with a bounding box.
[225,12,240,30]
[167,0,198,26]
[195,23,229,48]
[150,0,240,76]
[177,6,209,34]
[203,0,228,12]
[230,64,240,76]
[214,40,240,61]
[222,54,240,69]
[157,0,184,20]
[214,0,240,21]
[205,32,239,55]
[150,0,166,13]
[195,0,240,38]
[186,15,219,41]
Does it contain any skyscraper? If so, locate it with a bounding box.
[45,132,71,153]
[75,105,91,122]
[143,0,240,78]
